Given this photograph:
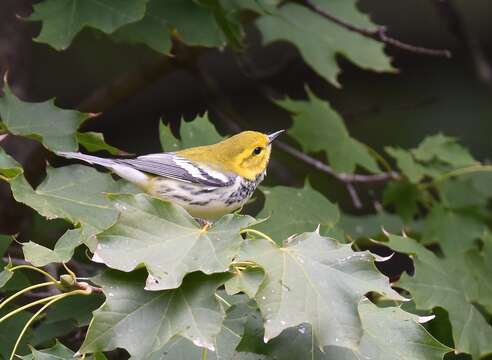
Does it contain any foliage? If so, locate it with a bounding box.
[0,1,490,360]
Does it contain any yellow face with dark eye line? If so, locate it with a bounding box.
[177,131,277,181]
[236,141,272,180]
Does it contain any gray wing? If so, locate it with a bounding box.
[115,153,234,187]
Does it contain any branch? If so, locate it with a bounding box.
[346,183,363,209]
[274,141,400,184]
[74,280,103,294]
[304,0,452,58]
[194,60,399,208]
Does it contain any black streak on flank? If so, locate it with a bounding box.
[179,184,195,191]
[189,200,212,206]
[170,194,192,202]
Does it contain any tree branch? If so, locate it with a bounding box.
[304,0,452,58]
[274,141,400,184]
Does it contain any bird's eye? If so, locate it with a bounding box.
[253,147,263,155]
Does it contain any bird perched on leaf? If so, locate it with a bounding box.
[56,130,284,221]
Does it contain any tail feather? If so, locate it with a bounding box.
[55,151,149,186]
[56,151,116,168]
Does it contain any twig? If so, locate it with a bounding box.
[195,60,399,208]
[274,141,400,183]
[346,183,362,209]
[74,280,103,294]
[304,0,452,58]
[419,164,492,190]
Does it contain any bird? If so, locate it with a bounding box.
[56,130,285,221]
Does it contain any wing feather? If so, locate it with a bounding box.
[115,153,233,187]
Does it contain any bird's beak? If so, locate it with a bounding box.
[267,130,285,144]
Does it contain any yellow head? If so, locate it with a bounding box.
[177,130,284,180]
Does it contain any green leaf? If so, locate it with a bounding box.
[0,234,11,256]
[386,135,478,185]
[198,0,244,49]
[112,0,172,54]
[162,0,227,47]
[383,181,420,222]
[219,0,278,15]
[26,340,74,360]
[384,233,492,359]
[255,183,339,242]
[240,301,450,360]
[473,232,492,313]
[0,85,86,151]
[0,147,23,180]
[338,211,405,239]
[423,205,485,255]
[225,267,265,299]
[150,301,262,360]
[0,310,33,358]
[76,132,122,155]
[29,0,148,50]
[94,193,254,290]
[278,90,379,173]
[438,176,489,209]
[45,295,104,327]
[160,114,223,151]
[93,353,108,360]
[115,0,228,53]
[0,234,30,291]
[29,320,79,349]
[0,235,13,288]
[23,228,83,266]
[385,147,437,183]
[79,270,230,358]
[352,301,451,360]
[238,231,405,349]
[466,171,492,198]
[256,1,393,86]
[411,133,476,167]
[9,165,125,249]
[0,263,13,288]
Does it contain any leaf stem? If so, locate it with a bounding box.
[419,164,492,189]
[365,145,394,174]
[62,262,76,278]
[9,265,58,283]
[0,281,56,311]
[215,293,232,308]
[240,228,276,245]
[0,293,64,324]
[8,288,91,360]
[201,348,208,360]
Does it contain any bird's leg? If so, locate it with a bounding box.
[195,217,212,231]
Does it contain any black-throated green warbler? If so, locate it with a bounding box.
[57,130,284,220]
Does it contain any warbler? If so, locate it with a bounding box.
[56,130,284,220]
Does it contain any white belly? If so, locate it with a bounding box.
[144,177,247,220]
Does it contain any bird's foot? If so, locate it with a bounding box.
[195,217,212,231]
